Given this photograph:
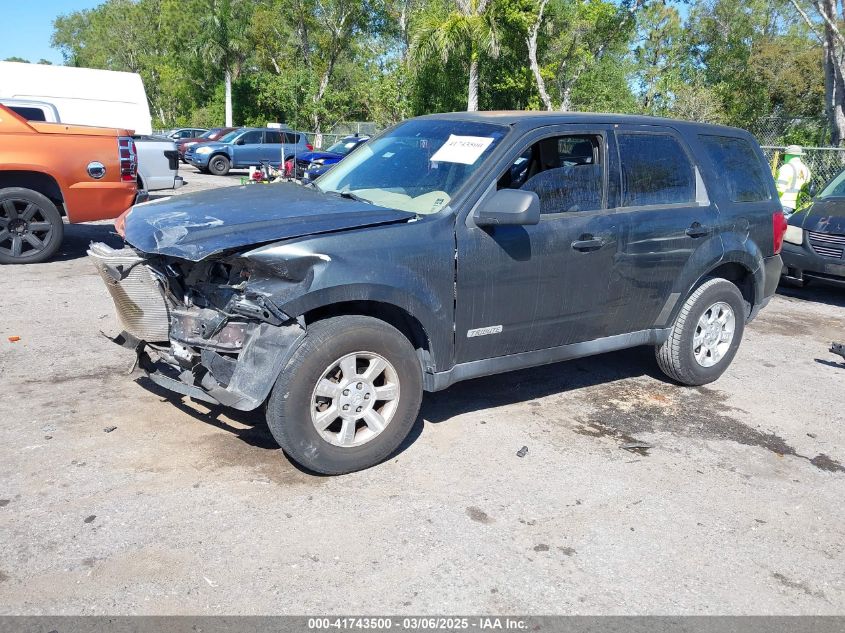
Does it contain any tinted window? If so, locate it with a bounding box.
[618,133,695,206]
[239,131,263,144]
[9,106,47,121]
[284,132,300,144]
[265,131,283,144]
[699,135,771,202]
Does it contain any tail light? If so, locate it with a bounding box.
[306,143,314,151]
[118,137,138,183]
[773,211,788,254]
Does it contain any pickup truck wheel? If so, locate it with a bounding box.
[655,278,746,386]
[0,188,64,265]
[208,155,230,176]
[266,315,423,474]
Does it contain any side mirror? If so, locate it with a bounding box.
[474,189,540,227]
[236,137,245,145]
[808,181,818,197]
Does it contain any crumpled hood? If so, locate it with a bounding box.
[789,198,845,235]
[123,182,414,261]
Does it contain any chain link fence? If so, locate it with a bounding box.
[751,116,829,147]
[761,146,845,195]
[305,122,381,149]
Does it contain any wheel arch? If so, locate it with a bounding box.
[0,170,64,215]
[301,299,435,374]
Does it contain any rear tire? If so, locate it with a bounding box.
[0,187,64,265]
[208,155,230,176]
[266,316,423,474]
[655,278,746,386]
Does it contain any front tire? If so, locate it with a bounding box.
[0,187,64,265]
[208,155,231,176]
[655,278,746,386]
[266,316,423,474]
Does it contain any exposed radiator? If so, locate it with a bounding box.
[88,243,171,342]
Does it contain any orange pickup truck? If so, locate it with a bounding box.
[0,104,141,264]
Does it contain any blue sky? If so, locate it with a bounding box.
[1,1,102,64]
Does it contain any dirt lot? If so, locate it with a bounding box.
[1,165,844,615]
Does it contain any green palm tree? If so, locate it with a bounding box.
[194,0,251,126]
[411,0,501,111]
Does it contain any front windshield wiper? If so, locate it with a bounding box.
[324,188,373,205]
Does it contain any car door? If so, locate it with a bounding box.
[611,126,721,332]
[231,130,263,167]
[262,130,284,163]
[455,125,629,364]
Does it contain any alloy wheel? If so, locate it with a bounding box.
[310,351,401,447]
[693,301,736,367]
[0,199,54,260]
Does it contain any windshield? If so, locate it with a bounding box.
[316,119,508,214]
[819,168,845,198]
[200,129,219,139]
[218,130,241,143]
[326,140,360,155]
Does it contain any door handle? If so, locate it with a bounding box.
[685,223,709,238]
[571,236,604,251]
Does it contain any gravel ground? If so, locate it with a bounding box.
[0,165,844,615]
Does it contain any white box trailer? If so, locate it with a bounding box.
[0,62,183,191]
[0,61,153,134]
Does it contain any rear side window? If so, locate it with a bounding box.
[698,135,771,202]
[265,131,283,144]
[618,133,695,206]
[8,106,47,121]
[284,132,300,144]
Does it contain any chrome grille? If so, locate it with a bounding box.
[88,243,170,342]
[808,231,845,260]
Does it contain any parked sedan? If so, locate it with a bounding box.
[782,169,845,287]
[178,127,239,162]
[294,135,370,182]
[188,128,311,176]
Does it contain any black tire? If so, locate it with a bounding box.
[0,187,64,265]
[266,315,423,474]
[208,154,230,176]
[655,278,746,386]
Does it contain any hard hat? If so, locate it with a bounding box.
[785,145,805,156]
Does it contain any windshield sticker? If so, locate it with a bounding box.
[430,135,495,165]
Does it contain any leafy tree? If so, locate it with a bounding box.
[411,0,503,111]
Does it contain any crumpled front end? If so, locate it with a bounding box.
[88,242,306,410]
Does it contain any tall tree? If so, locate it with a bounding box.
[411,0,502,111]
[787,0,845,144]
[525,0,641,111]
[192,0,252,127]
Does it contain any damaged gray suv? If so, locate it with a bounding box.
[90,112,785,474]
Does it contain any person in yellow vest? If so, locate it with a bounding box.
[776,145,811,216]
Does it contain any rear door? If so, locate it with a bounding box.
[231,130,263,166]
[262,130,284,163]
[611,126,721,331]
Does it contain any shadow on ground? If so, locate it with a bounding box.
[55,222,123,262]
[777,282,845,308]
[137,346,660,466]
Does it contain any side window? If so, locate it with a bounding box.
[284,132,299,144]
[239,131,263,145]
[618,133,695,206]
[9,106,47,121]
[265,131,283,144]
[698,135,771,202]
[497,134,604,214]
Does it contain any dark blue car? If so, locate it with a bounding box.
[294,135,370,182]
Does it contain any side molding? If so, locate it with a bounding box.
[424,328,670,391]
